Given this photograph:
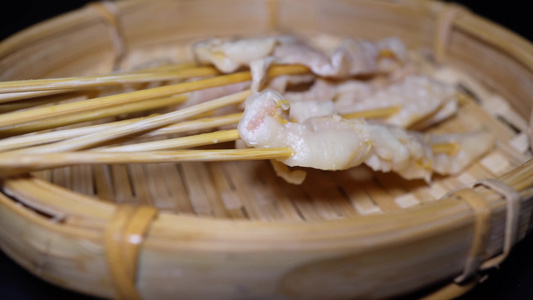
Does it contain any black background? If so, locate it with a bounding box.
[1,1,533,299]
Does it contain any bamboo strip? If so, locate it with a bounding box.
[363,179,402,212]
[144,113,243,137]
[127,164,153,206]
[5,90,252,155]
[144,164,172,208]
[98,130,239,152]
[0,112,238,152]
[0,67,219,94]
[0,95,187,138]
[132,61,197,73]
[159,164,195,214]
[0,90,81,109]
[342,106,401,120]
[224,161,268,220]
[110,165,135,204]
[1,102,433,153]
[207,162,247,219]
[178,163,216,217]
[93,165,115,202]
[261,164,305,221]
[289,188,323,221]
[0,65,308,128]
[71,165,94,196]
[0,148,293,178]
[0,118,145,152]
[172,164,196,214]
[0,90,74,104]
[305,176,357,220]
[52,167,71,192]
[431,142,460,155]
[191,163,231,218]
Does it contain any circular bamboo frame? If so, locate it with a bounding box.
[1,0,533,299]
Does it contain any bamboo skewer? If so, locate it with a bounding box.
[99,128,458,155]
[0,95,188,137]
[0,90,76,104]
[0,113,242,152]
[98,129,240,152]
[0,90,91,114]
[0,67,220,94]
[0,102,459,154]
[0,103,426,152]
[146,113,243,137]
[0,125,459,179]
[0,118,146,152]
[431,142,460,155]
[0,148,294,178]
[0,62,199,104]
[342,106,401,120]
[132,61,198,73]
[3,90,253,155]
[0,65,308,128]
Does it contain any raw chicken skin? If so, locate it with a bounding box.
[238,90,494,181]
[238,90,371,170]
[285,75,457,128]
[193,35,407,91]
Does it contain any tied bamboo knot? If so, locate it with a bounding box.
[104,204,158,300]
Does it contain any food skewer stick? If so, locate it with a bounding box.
[0,148,294,178]
[0,61,198,104]
[0,112,242,152]
[147,113,243,137]
[0,117,147,152]
[97,129,240,152]
[341,106,401,120]
[0,105,402,153]
[0,95,188,138]
[0,67,220,95]
[0,90,92,114]
[132,61,198,73]
[0,104,459,176]
[0,90,76,104]
[0,133,458,178]
[98,128,458,154]
[430,142,460,155]
[2,90,254,155]
[0,65,309,128]
[0,65,212,94]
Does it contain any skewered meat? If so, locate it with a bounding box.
[238,90,493,181]
[193,35,407,91]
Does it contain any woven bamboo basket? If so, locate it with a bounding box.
[1,0,533,299]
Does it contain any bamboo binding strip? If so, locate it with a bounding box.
[452,188,492,283]
[104,204,158,300]
[475,179,521,270]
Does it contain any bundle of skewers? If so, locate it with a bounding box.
[0,35,495,185]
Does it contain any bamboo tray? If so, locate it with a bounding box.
[1,0,533,299]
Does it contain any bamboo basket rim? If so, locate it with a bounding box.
[2,0,533,299]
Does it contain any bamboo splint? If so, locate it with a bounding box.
[0,83,458,178]
[2,1,533,300]
[0,66,219,95]
[0,65,308,128]
[0,101,406,151]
